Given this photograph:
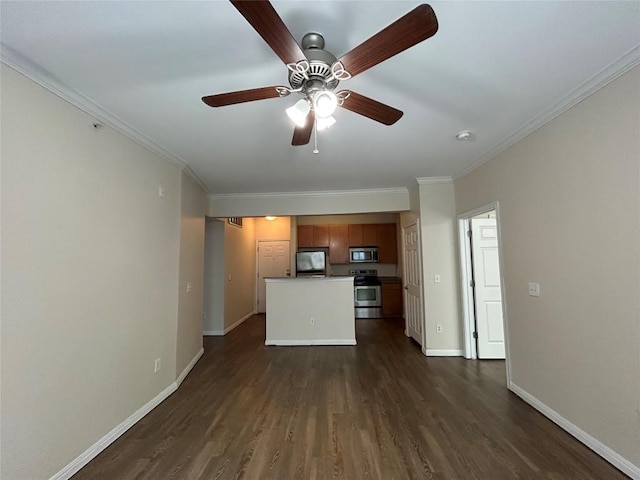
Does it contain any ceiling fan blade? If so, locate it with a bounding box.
[338,91,403,125]
[292,111,314,146]
[202,86,282,107]
[231,0,306,65]
[338,4,438,78]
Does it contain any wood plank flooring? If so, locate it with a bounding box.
[73,315,627,479]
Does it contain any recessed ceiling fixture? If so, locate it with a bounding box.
[456,130,473,141]
[202,1,439,152]
[265,216,277,221]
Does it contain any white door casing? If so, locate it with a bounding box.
[471,217,505,359]
[403,222,423,346]
[257,240,290,313]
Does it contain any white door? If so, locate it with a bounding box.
[257,241,290,313]
[471,218,505,359]
[403,222,423,345]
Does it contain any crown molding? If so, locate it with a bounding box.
[208,186,409,201]
[1,43,210,193]
[415,176,453,185]
[453,44,640,181]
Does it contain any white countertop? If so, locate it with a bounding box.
[265,276,354,283]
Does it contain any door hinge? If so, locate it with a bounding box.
[470,279,476,288]
[473,331,478,339]
[467,230,472,238]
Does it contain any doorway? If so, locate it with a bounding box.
[402,221,424,348]
[458,203,510,378]
[257,240,291,313]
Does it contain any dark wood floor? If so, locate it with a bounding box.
[74,315,627,479]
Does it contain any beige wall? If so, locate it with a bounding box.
[176,172,207,375]
[223,218,256,328]
[254,216,291,240]
[209,189,409,217]
[455,67,640,467]
[417,182,462,352]
[0,65,190,478]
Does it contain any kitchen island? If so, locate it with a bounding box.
[264,276,355,346]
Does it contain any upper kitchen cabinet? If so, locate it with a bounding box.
[298,225,314,247]
[297,225,329,248]
[314,225,329,247]
[348,224,378,247]
[377,223,398,264]
[299,221,398,264]
[329,224,349,264]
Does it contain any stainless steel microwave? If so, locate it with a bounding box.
[349,247,379,263]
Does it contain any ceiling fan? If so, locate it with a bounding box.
[202,1,438,149]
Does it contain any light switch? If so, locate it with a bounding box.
[528,282,540,297]
[186,282,192,293]
[158,186,165,198]
[434,274,441,284]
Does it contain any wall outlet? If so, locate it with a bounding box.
[436,324,443,333]
[154,358,161,373]
[310,317,315,326]
[434,274,441,283]
[528,282,540,297]
[158,186,165,198]
[186,282,192,293]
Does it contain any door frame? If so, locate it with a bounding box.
[255,239,291,312]
[401,219,426,351]
[457,202,511,383]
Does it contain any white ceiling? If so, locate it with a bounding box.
[2,1,639,194]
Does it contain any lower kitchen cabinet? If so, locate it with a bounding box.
[381,280,403,317]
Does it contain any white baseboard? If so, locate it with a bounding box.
[202,330,224,336]
[203,311,256,337]
[51,348,205,480]
[176,347,204,387]
[223,310,256,334]
[509,382,640,479]
[425,349,464,357]
[265,339,357,346]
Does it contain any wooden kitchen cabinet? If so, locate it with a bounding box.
[297,225,329,248]
[348,223,382,247]
[313,225,329,247]
[297,225,314,247]
[382,280,403,317]
[329,224,349,264]
[362,224,378,246]
[348,224,363,246]
[377,223,398,263]
[299,222,397,264]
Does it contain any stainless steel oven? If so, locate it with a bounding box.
[351,269,382,318]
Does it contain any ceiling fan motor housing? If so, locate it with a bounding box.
[289,33,340,92]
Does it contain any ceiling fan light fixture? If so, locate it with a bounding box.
[286,99,311,127]
[316,115,336,131]
[313,90,338,118]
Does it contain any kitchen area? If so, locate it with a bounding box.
[263,214,404,346]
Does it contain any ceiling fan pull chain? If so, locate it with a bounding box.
[313,117,319,154]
